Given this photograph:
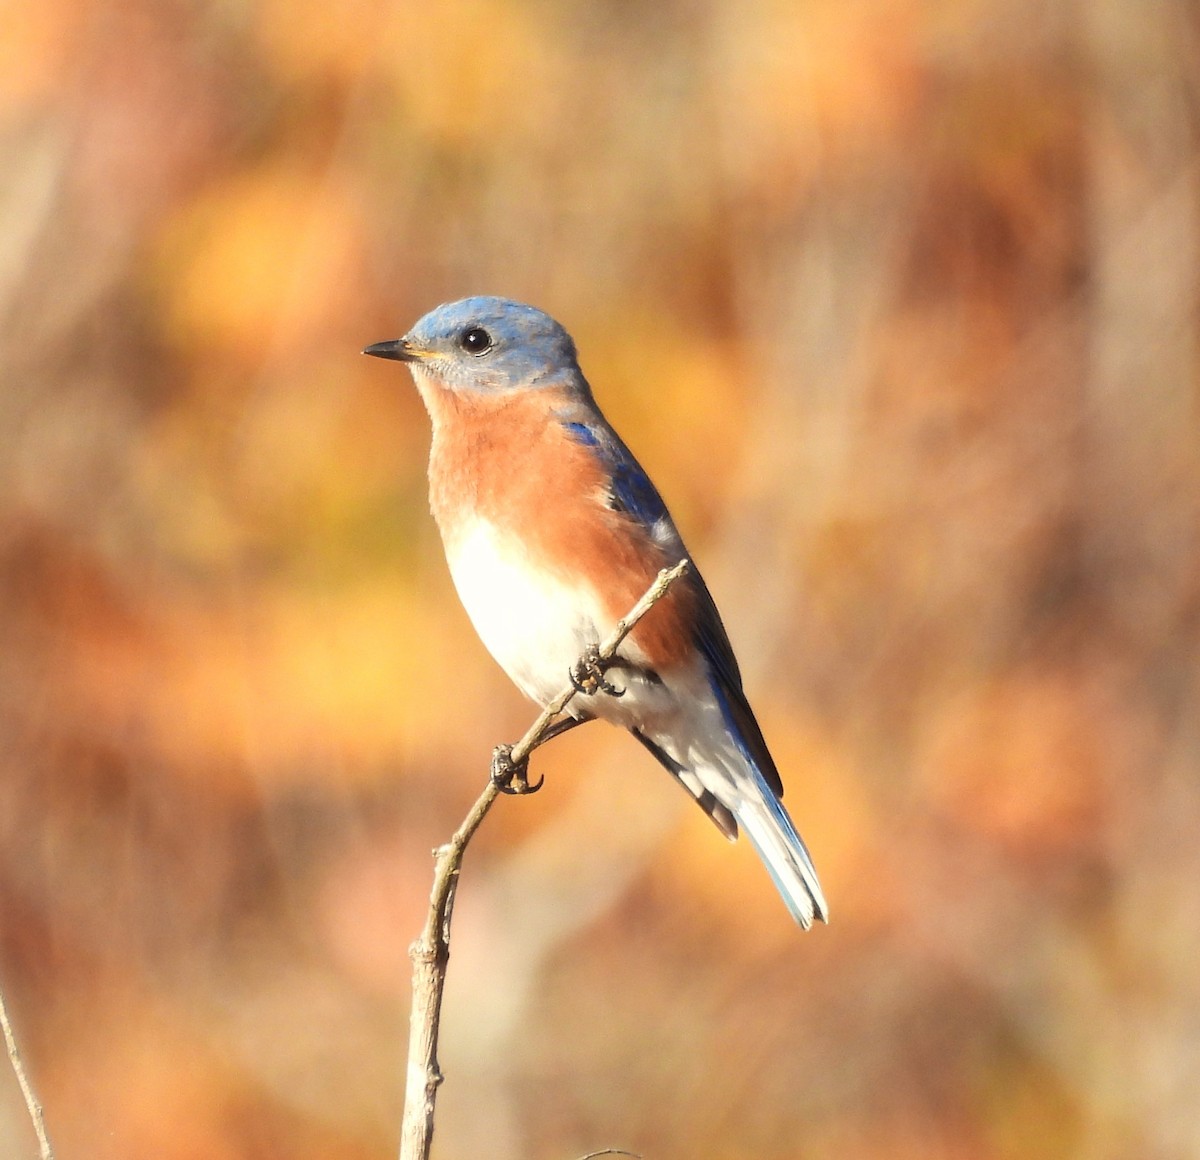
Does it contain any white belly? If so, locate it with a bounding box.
[445,518,604,706]
[442,517,680,726]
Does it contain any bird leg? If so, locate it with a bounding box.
[490,713,596,795]
[490,744,543,795]
[569,644,625,698]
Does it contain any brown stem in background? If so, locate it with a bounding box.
[0,982,55,1160]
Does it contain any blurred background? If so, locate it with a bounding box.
[1,0,1199,1157]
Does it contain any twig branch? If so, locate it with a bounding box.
[0,983,54,1160]
[398,559,691,1160]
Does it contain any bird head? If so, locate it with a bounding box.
[364,297,583,395]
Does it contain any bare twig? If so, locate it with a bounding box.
[398,559,691,1160]
[0,983,54,1160]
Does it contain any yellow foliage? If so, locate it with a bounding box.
[155,166,368,357]
[0,5,68,106]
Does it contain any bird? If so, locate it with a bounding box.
[364,297,828,928]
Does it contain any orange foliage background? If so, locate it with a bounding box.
[1,1,1198,1158]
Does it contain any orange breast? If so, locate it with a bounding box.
[423,385,697,674]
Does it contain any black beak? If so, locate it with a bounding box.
[363,338,420,362]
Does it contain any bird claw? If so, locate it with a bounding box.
[490,744,544,795]
[569,645,625,698]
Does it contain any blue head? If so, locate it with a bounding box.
[364,297,584,395]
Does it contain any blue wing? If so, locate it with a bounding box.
[561,416,785,801]
[692,583,785,799]
[561,420,669,528]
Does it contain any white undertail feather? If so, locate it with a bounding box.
[643,689,828,928]
[731,781,827,929]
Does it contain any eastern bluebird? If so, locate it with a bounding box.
[365,297,828,928]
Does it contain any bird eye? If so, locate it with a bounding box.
[459,327,492,355]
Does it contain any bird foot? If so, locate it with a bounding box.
[569,645,625,698]
[490,744,544,795]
